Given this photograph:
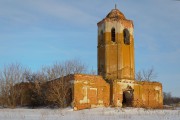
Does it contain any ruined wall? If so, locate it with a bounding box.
[49,75,163,110]
[111,80,163,108]
[133,81,163,108]
[111,79,135,107]
[66,74,110,110]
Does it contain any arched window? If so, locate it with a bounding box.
[111,28,115,42]
[123,29,130,45]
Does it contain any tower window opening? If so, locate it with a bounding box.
[111,28,115,42]
[101,30,103,36]
[100,30,103,41]
[123,29,130,45]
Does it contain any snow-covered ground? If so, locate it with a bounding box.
[0,107,179,120]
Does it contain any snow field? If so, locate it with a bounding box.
[0,107,179,120]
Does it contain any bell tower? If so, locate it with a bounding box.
[97,7,135,80]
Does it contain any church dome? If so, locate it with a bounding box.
[106,9,126,20]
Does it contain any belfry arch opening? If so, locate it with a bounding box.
[111,28,115,42]
[123,28,130,45]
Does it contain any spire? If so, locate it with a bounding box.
[115,4,117,9]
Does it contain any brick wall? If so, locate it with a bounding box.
[133,81,163,108]
[66,74,110,110]
[111,79,163,108]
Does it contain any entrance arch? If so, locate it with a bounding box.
[122,86,134,107]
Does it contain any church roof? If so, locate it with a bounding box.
[97,8,128,26]
[106,9,126,20]
[97,8,133,28]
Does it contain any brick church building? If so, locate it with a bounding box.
[61,7,163,110]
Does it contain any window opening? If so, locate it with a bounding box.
[111,28,115,42]
[123,29,130,45]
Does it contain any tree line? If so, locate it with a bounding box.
[0,59,89,108]
[163,92,180,106]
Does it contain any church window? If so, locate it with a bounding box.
[111,28,115,42]
[123,29,130,45]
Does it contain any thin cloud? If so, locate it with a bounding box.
[0,0,98,32]
[52,3,96,25]
[23,0,98,26]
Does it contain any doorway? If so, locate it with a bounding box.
[122,88,134,107]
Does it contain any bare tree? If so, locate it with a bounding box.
[64,59,87,75]
[0,63,29,108]
[135,71,143,81]
[45,59,86,107]
[39,59,87,80]
[46,78,71,107]
[136,67,157,81]
[0,59,88,108]
[23,71,47,107]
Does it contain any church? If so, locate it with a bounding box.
[61,7,163,110]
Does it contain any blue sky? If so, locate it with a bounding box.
[0,0,180,97]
